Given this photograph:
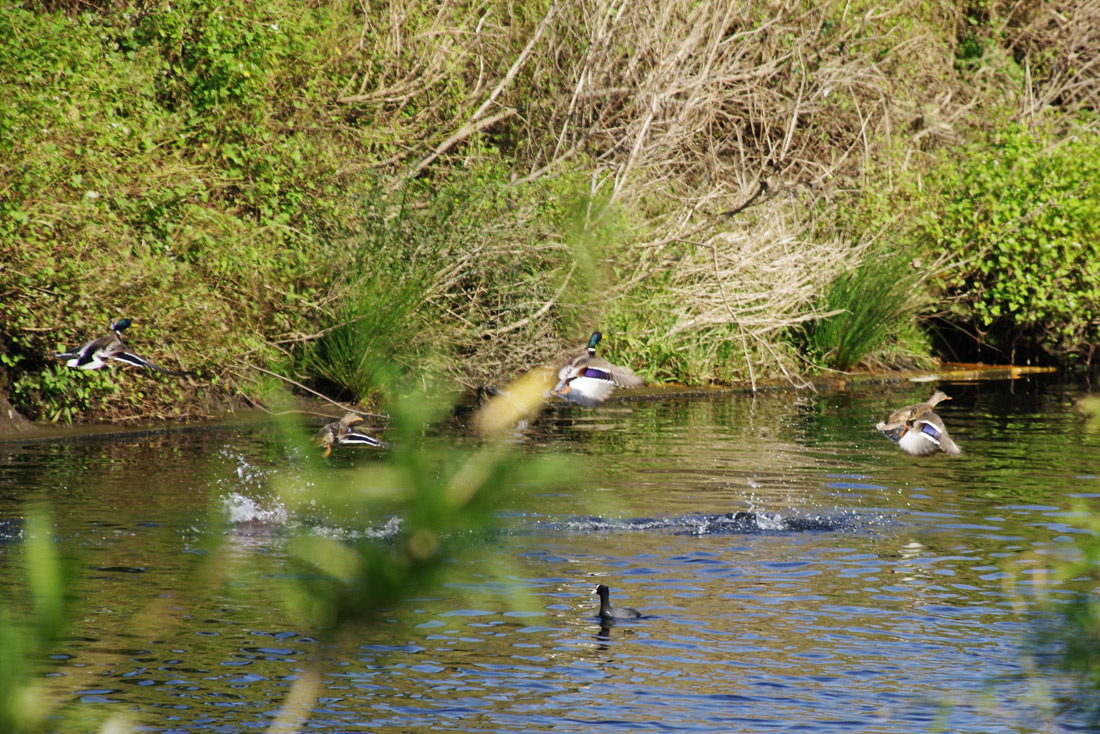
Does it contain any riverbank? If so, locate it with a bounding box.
[2,2,1097,424]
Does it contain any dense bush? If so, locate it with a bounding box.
[0,4,356,419]
[914,126,1100,364]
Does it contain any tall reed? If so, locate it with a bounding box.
[800,249,928,372]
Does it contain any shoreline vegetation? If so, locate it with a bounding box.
[2,1,1099,424]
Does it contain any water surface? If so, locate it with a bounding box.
[1,374,1097,732]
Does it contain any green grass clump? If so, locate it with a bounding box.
[799,249,931,372]
[303,274,431,400]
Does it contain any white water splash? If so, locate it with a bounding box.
[222,492,289,526]
[751,511,787,530]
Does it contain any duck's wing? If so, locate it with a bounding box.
[551,365,617,406]
[875,418,902,435]
[109,350,191,376]
[898,424,942,455]
[556,352,587,381]
[576,356,642,388]
[606,363,644,389]
[937,434,963,456]
[876,418,936,455]
[914,413,962,455]
[336,430,389,449]
[875,418,907,442]
[556,382,615,406]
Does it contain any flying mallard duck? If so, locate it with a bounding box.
[876,390,962,456]
[315,412,388,457]
[549,332,644,407]
[54,318,190,375]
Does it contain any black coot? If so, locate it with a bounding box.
[593,584,642,620]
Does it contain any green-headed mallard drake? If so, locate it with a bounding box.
[316,412,388,457]
[592,583,642,620]
[876,390,962,456]
[550,332,644,407]
[54,318,190,375]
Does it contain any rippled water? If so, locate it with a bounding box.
[2,373,1099,732]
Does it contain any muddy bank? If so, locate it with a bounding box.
[0,392,31,432]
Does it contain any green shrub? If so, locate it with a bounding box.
[13,366,121,423]
[914,125,1100,363]
[0,4,356,418]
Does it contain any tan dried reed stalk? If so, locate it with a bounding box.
[332,0,1059,383]
[666,213,858,340]
[1001,0,1100,122]
[341,0,946,197]
[658,203,863,385]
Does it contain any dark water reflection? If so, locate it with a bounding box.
[1,374,1099,732]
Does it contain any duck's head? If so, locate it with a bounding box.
[586,332,603,352]
[111,318,133,333]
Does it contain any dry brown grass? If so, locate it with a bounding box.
[662,205,864,385]
[1001,0,1100,122]
[332,0,1096,384]
[331,1,967,380]
[342,0,964,201]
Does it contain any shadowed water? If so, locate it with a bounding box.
[1,374,1098,732]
